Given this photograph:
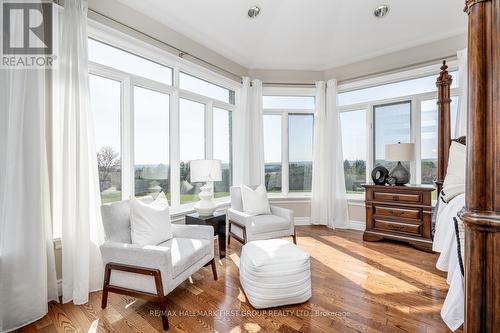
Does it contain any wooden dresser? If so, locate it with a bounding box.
[362,184,435,252]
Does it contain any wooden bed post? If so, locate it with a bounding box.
[435,61,453,194]
[460,0,500,332]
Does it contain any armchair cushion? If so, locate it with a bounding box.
[159,237,212,278]
[251,214,290,235]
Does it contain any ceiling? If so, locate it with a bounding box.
[115,0,467,71]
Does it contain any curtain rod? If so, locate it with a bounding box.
[262,82,316,87]
[51,0,243,81]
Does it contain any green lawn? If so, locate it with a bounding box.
[102,191,230,205]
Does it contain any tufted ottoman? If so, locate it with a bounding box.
[239,239,311,309]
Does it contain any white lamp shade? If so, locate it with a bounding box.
[385,143,415,161]
[190,159,222,182]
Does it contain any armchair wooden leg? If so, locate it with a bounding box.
[292,233,297,245]
[210,258,218,280]
[228,233,231,245]
[101,264,112,309]
[153,271,169,330]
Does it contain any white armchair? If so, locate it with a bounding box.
[227,186,296,244]
[99,198,216,331]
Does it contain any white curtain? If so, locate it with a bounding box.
[0,4,58,331]
[53,0,104,305]
[235,78,265,186]
[456,48,468,138]
[311,80,349,228]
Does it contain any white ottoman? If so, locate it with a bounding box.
[239,239,311,309]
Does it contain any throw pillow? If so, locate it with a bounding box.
[241,184,271,216]
[130,197,172,246]
[443,141,466,188]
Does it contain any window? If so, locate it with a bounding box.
[263,92,315,195]
[341,110,367,194]
[263,96,315,109]
[88,38,172,85]
[90,74,122,204]
[338,72,459,106]
[288,114,313,192]
[374,101,412,173]
[213,108,232,198]
[263,115,282,192]
[420,97,459,184]
[180,72,235,104]
[134,87,170,200]
[179,98,205,204]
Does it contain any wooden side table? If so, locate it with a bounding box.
[362,184,435,252]
[185,211,226,259]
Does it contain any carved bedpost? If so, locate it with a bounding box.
[459,0,500,332]
[435,61,452,194]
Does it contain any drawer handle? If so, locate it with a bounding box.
[389,210,403,216]
[393,195,399,201]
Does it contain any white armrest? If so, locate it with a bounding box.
[172,224,214,241]
[100,242,173,276]
[228,208,253,227]
[270,205,294,222]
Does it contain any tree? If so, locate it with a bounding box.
[97,147,120,190]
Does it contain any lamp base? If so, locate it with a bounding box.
[194,183,217,216]
[389,161,410,185]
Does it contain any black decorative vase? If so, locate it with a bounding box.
[389,161,410,185]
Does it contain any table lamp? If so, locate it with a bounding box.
[190,159,222,216]
[385,142,414,185]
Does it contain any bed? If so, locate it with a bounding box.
[431,2,500,332]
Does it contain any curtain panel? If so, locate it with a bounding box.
[0,1,58,330]
[311,80,349,228]
[52,0,105,305]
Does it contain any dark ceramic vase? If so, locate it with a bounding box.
[389,161,410,185]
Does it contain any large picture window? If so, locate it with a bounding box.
[338,64,461,197]
[373,101,412,172]
[90,74,122,204]
[213,108,232,198]
[134,87,170,200]
[263,93,315,195]
[263,115,282,192]
[340,110,367,194]
[179,98,205,204]
[288,114,313,192]
[86,33,237,218]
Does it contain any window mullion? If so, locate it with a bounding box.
[367,104,374,182]
[282,113,289,195]
[206,101,214,159]
[122,77,133,199]
[170,89,180,208]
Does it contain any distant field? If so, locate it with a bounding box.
[101,191,230,205]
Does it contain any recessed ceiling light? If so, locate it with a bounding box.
[248,6,261,18]
[374,5,389,18]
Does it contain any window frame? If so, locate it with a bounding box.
[338,69,461,200]
[87,20,240,214]
[262,87,315,197]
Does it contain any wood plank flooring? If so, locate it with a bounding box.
[18,226,461,333]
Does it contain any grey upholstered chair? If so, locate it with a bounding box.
[227,186,296,245]
[99,197,217,330]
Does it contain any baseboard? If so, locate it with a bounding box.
[294,217,311,226]
[349,220,366,231]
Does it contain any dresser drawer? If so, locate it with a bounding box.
[372,190,421,203]
[374,218,422,235]
[373,205,421,220]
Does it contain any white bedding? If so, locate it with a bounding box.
[433,193,465,331]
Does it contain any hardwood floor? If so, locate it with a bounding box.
[18,226,460,333]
